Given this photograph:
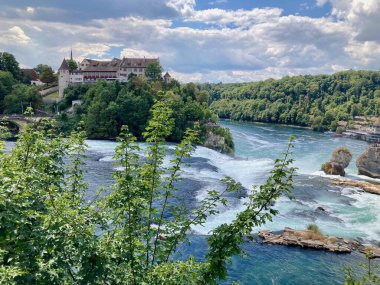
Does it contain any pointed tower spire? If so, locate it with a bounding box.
[70,48,73,61]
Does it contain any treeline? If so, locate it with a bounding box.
[204,70,380,131]
[57,77,234,151]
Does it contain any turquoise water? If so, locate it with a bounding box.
[31,121,379,284]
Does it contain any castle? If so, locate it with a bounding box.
[58,52,170,98]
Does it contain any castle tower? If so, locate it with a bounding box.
[58,58,70,98]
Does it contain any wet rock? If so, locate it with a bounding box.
[316,206,326,212]
[321,162,345,176]
[356,145,380,178]
[331,178,380,195]
[322,147,353,176]
[258,227,351,253]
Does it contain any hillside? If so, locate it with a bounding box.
[204,70,380,131]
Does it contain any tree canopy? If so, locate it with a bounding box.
[56,77,233,153]
[145,61,163,81]
[0,52,20,80]
[39,65,56,84]
[205,70,380,131]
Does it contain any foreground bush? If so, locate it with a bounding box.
[0,102,296,284]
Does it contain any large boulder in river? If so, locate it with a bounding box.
[356,145,380,178]
[331,147,353,168]
[321,162,345,176]
[321,147,352,176]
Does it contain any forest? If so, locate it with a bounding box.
[205,70,380,131]
[57,77,234,152]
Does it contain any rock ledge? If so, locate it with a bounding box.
[258,227,354,253]
[331,178,380,195]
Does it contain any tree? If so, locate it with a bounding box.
[0,102,296,284]
[0,52,20,80]
[0,71,15,113]
[39,65,56,84]
[3,84,42,114]
[145,61,163,81]
[67,59,78,71]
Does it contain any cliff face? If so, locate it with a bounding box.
[356,145,380,178]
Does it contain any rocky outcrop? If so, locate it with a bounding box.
[258,227,354,253]
[204,131,227,153]
[356,145,380,178]
[360,246,380,259]
[331,178,380,195]
[322,147,353,176]
[322,162,345,176]
[203,129,234,154]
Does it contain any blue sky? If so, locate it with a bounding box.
[0,0,379,82]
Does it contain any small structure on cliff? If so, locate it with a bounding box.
[356,144,380,178]
[322,147,352,176]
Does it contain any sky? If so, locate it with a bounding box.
[0,0,379,83]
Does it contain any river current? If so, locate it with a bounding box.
[11,121,379,284]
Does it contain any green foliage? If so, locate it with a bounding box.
[57,79,228,150]
[307,224,322,235]
[3,84,42,114]
[0,52,20,80]
[0,103,296,284]
[344,249,380,285]
[0,71,16,112]
[145,61,163,81]
[67,59,78,71]
[206,70,380,131]
[39,65,56,84]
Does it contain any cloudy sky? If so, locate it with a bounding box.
[0,0,379,82]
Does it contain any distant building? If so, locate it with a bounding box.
[58,53,160,98]
[163,72,172,84]
[118,57,158,81]
[20,68,38,81]
[31,79,45,86]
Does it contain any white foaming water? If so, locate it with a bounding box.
[84,120,380,243]
[192,146,273,189]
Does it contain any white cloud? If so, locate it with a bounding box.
[120,48,159,59]
[59,43,111,58]
[26,7,35,14]
[0,26,31,45]
[185,7,282,27]
[0,1,380,82]
[166,0,195,16]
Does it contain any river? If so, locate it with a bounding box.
[49,121,380,284]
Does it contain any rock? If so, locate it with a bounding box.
[204,131,226,152]
[356,145,380,178]
[322,147,352,176]
[331,147,353,169]
[322,162,345,176]
[204,130,233,154]
[360,246,380,259]
[316,206,326,212]
[331,178,380,195]
[258,228,351,253]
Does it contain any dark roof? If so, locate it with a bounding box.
[58,59,70,71]
[120,57,158,69]
[82,58,121,72]
[20,69,39,80]
[163,72,171,78]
